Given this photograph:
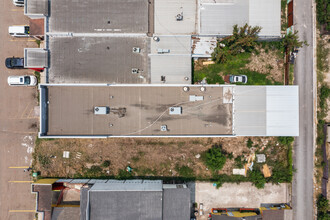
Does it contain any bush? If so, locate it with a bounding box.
[318,194,330,219]
[83,165,104,178]
[213,174,247,188]
[247,138,253,148]
[234,156,245,169]
[101,160,111,167]
[277,137,294,146]
[204,145,227,171]
[248,169,266,189]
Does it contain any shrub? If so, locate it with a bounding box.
[247,138,253,148]
[317,194,330,219]
[248,169,266,189]
[277,137,294,146]
[234,156,245,169]
[101,160,111,167]
[204,145,227,171]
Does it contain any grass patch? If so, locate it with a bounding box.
[281,0,288,31]
[175,165,194,178]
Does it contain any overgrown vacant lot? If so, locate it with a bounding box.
[194,42,285,85]
[33,136,293,188]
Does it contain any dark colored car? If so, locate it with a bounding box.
[5,57,24,69]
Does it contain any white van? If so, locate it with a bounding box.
[12,0,24,7]
[7,75,37,86]
[8,26,29,37]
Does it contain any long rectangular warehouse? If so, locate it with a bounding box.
[39,85,299,138]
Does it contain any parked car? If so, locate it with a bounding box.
[5,57,24,69]
[7,75,37,86]
[8,25,29,37]
[12,0,24,6]
[229,75,248,84]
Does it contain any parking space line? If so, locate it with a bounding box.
[8,166,30,168]
[20,103,30,118]
[9,210,35,213]
[8,181,33,183]
[10,9,24,11]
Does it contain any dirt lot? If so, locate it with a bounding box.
[33,136,290,180]
[245,46,285,83]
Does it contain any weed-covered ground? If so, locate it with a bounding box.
[33,136,293,188]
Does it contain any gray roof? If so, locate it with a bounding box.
[44,85,233,136]
[51,207,80,220]
[233,86,299,136]
[25,0,48,16]
[149,35,192,84]
[163,188,191,220]
[154,0,197,35]
[49,0,148,33]
[150,55,192,84]
[200,0,281,37]
[81,181,191,220]
[24,48,48,68]
[48,36,149,84]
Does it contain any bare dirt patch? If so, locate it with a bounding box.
[33,136,289,180]
[245,46,285,83]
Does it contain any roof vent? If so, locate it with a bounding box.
[161,75,166,83]
[176,12,183,21]
[132,47,141,53]
[132,68,139,74]
[161,125,168,131]
[153,36,160,42]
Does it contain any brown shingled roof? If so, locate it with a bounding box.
[29,18,44,36]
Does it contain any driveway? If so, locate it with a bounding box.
[0,0,39,219]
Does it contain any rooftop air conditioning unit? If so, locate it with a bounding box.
[132,68,139,74]
[94,106,110,115]
[169,107,182,115]
[132,47,141,53]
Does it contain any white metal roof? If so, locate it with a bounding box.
[154,0,197,35]
[200,0,281,37]
[233,86,299,136]
[249,0,281,37]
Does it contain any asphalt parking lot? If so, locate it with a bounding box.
[0,0,39,219]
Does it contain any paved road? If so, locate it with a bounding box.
[0,1,39,219]
[292,0,315,219]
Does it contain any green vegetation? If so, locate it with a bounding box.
[247,138,253,148]
[101,160,111,168]
[282,31,308,53]
[317,194,330,219]
[248,169,266,189]
[234,156,245,169]
[175,165,194,178]
[281,0,288,31]
[35,39,41,47]
[203,145,227,171]
[194,24,284,85]
[212,24,261,64]
[316,0,330,31]
[277,136,294,146]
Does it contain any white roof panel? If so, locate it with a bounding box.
[154,0,197,35]
[234,86,299,136]
[249,0,281,37]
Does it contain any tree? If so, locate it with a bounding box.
[204,145,227,171]
[282,31,308,53]
[212,24,262,63]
